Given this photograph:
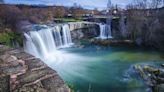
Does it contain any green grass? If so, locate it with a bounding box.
[55,18,83,22]
[0,31,23,47]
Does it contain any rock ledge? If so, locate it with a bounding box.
[0,45,70,92]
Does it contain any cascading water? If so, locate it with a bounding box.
[62,24,73,47]
[24,27,56,59]
[24,32,41,58]
[98,24,112,39]
[53,26,63,47]
[24,24,73,60]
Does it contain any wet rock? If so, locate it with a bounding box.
[134,64,164,92]
[161,64,164,67]
[154,84,164,92]
[91,39,135,47]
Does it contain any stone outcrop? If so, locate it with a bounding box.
[0,45,70,92]
[90,38,135,47]
[134,64,164,92]
[71,24,99,41]
[68,22,98,31]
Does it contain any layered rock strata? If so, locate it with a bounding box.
[0,45,70,92]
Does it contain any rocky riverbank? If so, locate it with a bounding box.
[0,45,70,92]
[90,38,135,47]
[134,64,164,92]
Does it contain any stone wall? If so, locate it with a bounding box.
[0,45,70,92]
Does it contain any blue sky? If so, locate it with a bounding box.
[5,0,132,10]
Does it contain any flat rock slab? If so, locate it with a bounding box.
[0,45,70,92]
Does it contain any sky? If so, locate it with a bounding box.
[4,0,132,10]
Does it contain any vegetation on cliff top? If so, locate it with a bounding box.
[0,29,23,47]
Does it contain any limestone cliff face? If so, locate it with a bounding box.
[0,45,70,92]
[71,24,99,41]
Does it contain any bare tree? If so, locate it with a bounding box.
[126,0,164,49]
[150,0,162,9]
[54,6,66,18]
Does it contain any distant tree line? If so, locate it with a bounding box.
[0,4,101,46]
[0,4,101,32]
[0,4,89,30]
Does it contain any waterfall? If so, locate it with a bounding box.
[24,27,56,59]
[99,24,106,39]
[24,31,49,59]
[54,26,63,47]
[62,24,73,47]
[24,24,73,59]
[98,24,112,39]
[24,32,40,58]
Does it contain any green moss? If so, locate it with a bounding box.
[55,18,82,22]
[0,31,23,47]
[0,32,11,45]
